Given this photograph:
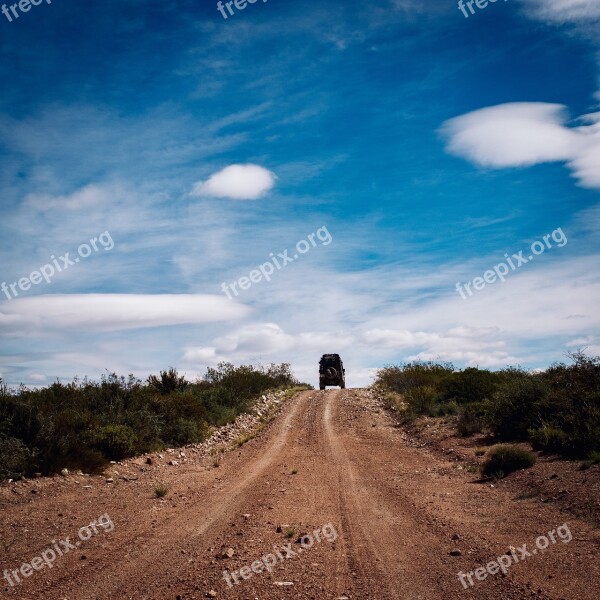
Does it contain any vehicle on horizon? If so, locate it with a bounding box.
[319,354,345,390]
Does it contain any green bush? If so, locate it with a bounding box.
[441,368,501,405]
[457,402,488,437]
[0,436,36,479]
[537,352,600,457]
[148,368,188,394]
[486,374,548,441]
[374,362,454,395]
[430,400,459,417]
[376,354,600,460]
[0,363,300,479]
[529,425,571,455]
[481,445,537,478]
[89,424,138,461]
[405,385,439,415]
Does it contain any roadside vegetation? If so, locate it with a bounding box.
[375,351,600,465]
[0,363,309,480]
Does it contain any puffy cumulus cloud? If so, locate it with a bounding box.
[408,349,517,368]
[0,294,249,334]
[519,0,600,23]
[441,103,578,167]
[182,323,356,366]
[192,164,277,200]
[182,322,517,378]
[214,323,295,355]
[441,103,600,189]
[361,327,514,367]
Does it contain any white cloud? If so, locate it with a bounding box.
[23,184,109,211]
[192,164,277,200]
[0,294,249,334]
[519,0,600,24]
[441,103,600,189]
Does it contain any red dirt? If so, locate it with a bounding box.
[1,389,598,599]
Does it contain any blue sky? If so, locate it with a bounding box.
[1,0,599,387]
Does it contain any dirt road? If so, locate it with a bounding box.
[1,389,598,599]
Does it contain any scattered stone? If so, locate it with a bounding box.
[60,468,69,477]
[206,591,218,598]
[220,547,235,559]
[273,581,294,586]
[168,460,179,466]
[105,478,114,484]
[449,549,462,556]
[146,457,153,465]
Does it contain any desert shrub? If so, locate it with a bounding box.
[441,368,501,404]
[161,417,206,447]
[529,425,571,455]
[457,402,488,437]
[0,436,36,479]
[536,352,600,457]
[154,483,169,498]
[376,354,600,460]
[148,368,188,394]
[430,400,459,417]
[381,391,405,412]
[404,385,439,415]
[88,424,138,460]
[481,445,537,478]
[486,374,548,441]
[0,363,300,479]
[374,362,454,395]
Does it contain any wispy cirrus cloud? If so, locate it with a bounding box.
[519,0,600,24]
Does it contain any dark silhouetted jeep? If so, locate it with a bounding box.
[319,354,345,390]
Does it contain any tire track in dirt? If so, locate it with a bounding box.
[322,390,396,596]
[34,391,311,599]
